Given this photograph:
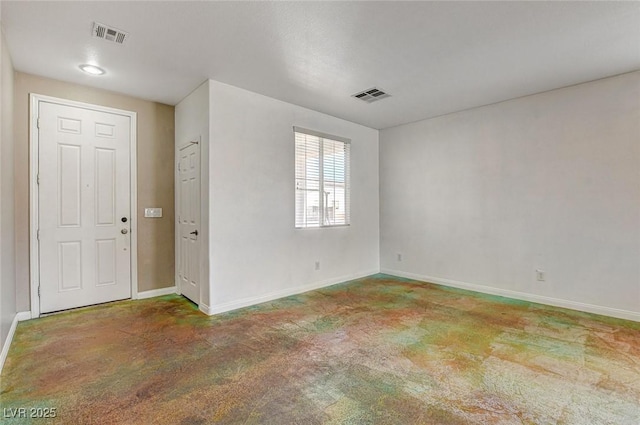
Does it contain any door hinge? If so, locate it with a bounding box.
[37,229,40,240]
[37,118,41,129]
[177,162,181,171]
[37,174,40,185]
[38,286,41,297]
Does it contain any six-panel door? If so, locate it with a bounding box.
[38,101,132,313]
[177,142,200,304]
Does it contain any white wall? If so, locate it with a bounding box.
[175,81,211,311]
[0,23,17,365]
[207,80,379,312]
[380,71,640,320]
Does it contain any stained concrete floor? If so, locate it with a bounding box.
[1,274,639,424]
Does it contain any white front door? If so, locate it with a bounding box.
[177,141,200,304]
[38,101,132,313]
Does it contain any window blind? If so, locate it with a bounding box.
[294,127,350,228]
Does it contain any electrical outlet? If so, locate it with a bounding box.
[315,261,320,270]
[397,253,402,262]
[536,269,545,281]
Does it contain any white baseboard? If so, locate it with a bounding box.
[199,302,212,316]
[137,286,177,299]
[16,311,32,321]
[206,269,379,316]
[0,311,31,374]
[381,269,640,323]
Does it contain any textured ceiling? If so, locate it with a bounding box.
[2,1,639,129]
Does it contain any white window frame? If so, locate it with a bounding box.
[294,126,351,229]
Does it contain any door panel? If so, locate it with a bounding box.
[58,144,81,226]
[39,101,131,313]
[96,239,116,286]
[177,142,200,304]
[58,241,82,291]
[95,148,116,225]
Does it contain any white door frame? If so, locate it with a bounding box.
[175,136,201,305]
[29,94,138,318]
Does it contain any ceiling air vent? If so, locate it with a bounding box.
[352,87,390,103]
[92,22,128,44]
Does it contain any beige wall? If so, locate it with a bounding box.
[14,72,175,311]
[1,25,16,350]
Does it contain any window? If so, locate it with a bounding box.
[294,127,350,228]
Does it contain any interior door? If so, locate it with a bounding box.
[38,101,132,313]
[177,141,201,304]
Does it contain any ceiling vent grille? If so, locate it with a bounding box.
[352,87,390,103]
[92,22,128,44]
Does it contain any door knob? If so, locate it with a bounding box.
[190,230,198,236]
[121,228,128,234]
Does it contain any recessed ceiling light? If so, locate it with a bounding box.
[79,64,105,75]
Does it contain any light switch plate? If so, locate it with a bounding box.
[144,208,162,218]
